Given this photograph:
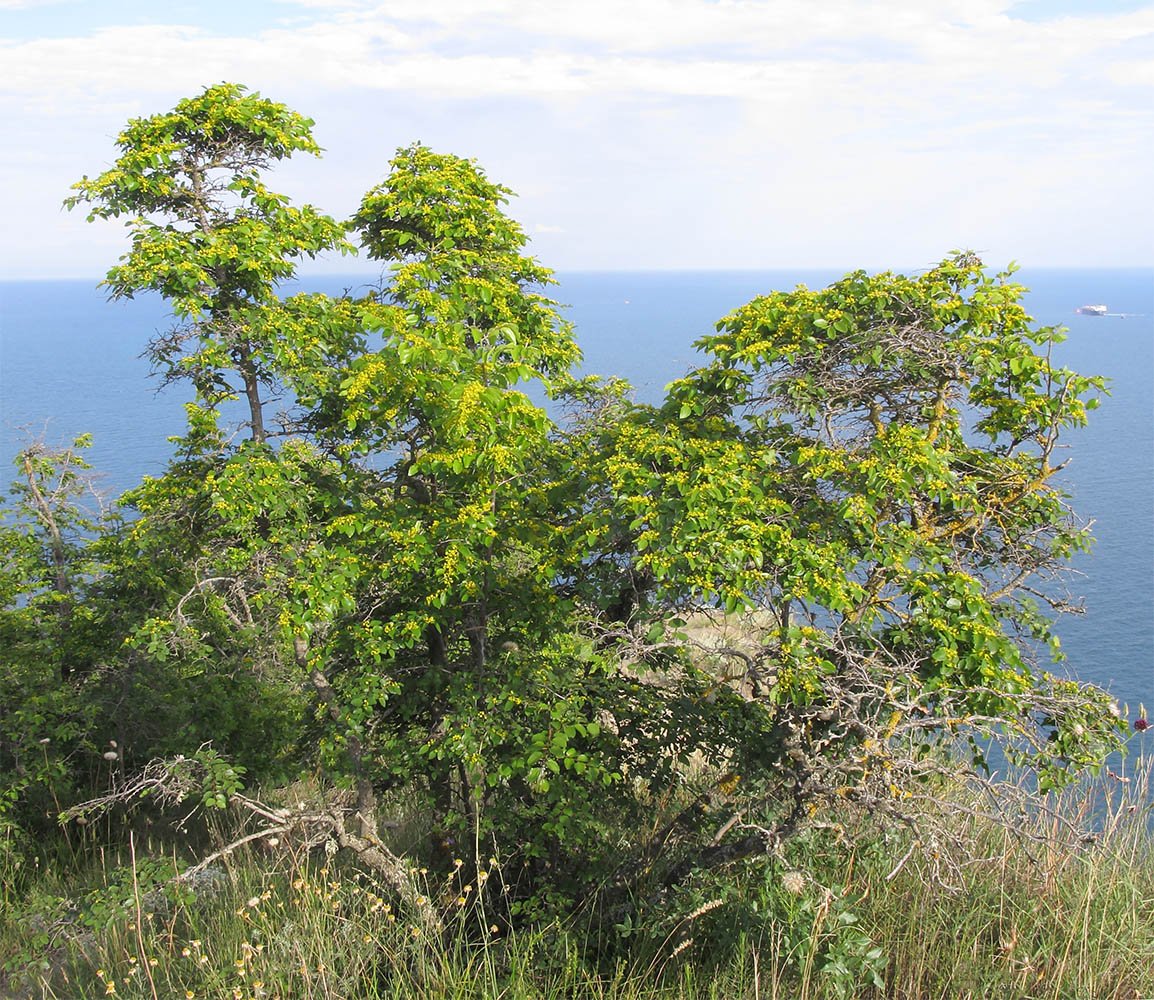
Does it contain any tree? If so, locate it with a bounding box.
[53,85,1125,931]
[64,107,637,909]
[0,438,106,854]
[60,85,370,784]
[583,254,1125,889]
[252,144,635,907]
[66,82,350,444]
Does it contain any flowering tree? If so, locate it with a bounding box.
[39,85,1127,925]
[65,82,350,443]
[580,254,1126,890]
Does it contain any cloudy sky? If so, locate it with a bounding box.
[2,0,1151,277]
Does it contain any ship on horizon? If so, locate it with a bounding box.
[1075,304,1109,316]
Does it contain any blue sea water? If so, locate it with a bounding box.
[1,269,1151,726]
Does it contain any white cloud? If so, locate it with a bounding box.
[0,0,1150,273]
[271,0,368,7]
[3,2,1151,114]
[1107,57,1154,85]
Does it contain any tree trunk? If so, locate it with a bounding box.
[238,352,266,445]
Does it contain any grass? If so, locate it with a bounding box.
[851,764,1154,1000]
[2,757,1152,1000]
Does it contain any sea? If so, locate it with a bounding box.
[1,269,1151,735]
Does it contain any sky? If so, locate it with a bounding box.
[1,0,1151,277]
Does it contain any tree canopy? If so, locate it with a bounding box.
[0,84,1127,930]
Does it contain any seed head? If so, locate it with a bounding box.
[781,870,806,895]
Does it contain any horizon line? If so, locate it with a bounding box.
[4,262,1153,284]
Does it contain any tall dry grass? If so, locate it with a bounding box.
[0,754,1150,999]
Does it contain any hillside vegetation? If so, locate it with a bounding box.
[2,84,1149,998]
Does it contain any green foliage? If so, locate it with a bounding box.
[65,82,346,314]
[293,145,635,896]
[756,880,886,1000]
[352,143,578,379]
[66,82,353,445]
[76,856,184,933]
[0,439,107,853]
[0,85,1128,984]
[597,255,1123,787]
